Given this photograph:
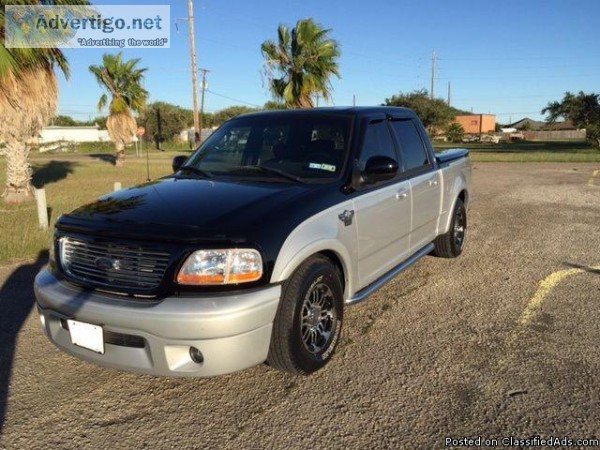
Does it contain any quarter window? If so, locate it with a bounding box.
[391,120,430,171]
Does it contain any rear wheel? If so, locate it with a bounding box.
[433,198,467,258]
[267,255,343,375]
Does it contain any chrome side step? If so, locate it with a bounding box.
[346,243,434,305]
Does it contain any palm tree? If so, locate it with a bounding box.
[0,1,85,203]
[261,18,341,108]
[89,52,148,166]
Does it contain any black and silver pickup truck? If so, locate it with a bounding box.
[34,107,471,377]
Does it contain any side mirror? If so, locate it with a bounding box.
[362,156,398,184]
[172,155,188,172]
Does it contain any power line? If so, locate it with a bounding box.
[205,89,261,107]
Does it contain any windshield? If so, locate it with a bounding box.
[183,114,352,183]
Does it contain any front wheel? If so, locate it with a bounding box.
[433,198,467,258]
[267,255,344,375]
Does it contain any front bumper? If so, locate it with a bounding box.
[34,268,281,377]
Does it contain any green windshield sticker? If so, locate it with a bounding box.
[308,162,336,172]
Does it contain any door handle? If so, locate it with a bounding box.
[396,189,408,200]
[428,178,438,186]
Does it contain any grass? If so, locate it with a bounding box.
[38,140,195,155]
[1,140,598,265]
[0,149,174,266]
[435,140,600,162]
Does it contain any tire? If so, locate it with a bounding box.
[433,198,467,258]
[267,255,344,375]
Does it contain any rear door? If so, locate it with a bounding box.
[353,117,411,289]
[389,119,441,252]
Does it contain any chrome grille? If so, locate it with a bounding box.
[59,236,170,292]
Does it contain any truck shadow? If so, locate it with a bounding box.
[0,251,48,436]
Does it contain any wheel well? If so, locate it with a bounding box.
[458,189,468,207]
[317,250,346,291]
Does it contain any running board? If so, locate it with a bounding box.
[346,243,435,305]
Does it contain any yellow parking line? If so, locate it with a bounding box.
[588,169,599,186]
[518,267,592,326]
[498,264,600,370]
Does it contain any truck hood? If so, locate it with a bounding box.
[57,176,318,243]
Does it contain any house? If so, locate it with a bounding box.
[507,118,585,141]
[508,118,577,131]
[454,114,496,134]
[508,118,545,131]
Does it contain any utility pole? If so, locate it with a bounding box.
[353,94,356,106]
[447,81,451,106]
[430,50,436,100]
[315,93,320,107]
[198,67,210,143]
[187,0,200,134]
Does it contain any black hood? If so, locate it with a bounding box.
[56,177,344,246]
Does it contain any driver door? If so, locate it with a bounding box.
[353,118,411,289]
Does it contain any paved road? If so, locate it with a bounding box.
[1,163,599,449]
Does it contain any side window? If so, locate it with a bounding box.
[390,120,431,171]
[358,120,397,171]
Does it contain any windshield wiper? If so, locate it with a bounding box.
[242,165,306,184]
[178,165,213,179]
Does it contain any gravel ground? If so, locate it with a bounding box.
[1,162,599,449]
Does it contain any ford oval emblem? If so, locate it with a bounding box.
[94,257,116,271]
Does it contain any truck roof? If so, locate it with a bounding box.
[238,106,417,120]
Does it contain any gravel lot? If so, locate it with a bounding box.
[1,162,599,449]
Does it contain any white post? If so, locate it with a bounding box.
[114,182,122,191]
[34,188,48,230]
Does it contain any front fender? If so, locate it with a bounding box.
[270,201,358,300]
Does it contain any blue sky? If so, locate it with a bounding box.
[58,0,600,123]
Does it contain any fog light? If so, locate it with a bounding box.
[39,313,46,329]
[189,346,204,364]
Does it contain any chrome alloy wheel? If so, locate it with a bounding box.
[454,207,466,249]
[300,282,336,354]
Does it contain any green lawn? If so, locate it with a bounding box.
[1,141,598,265]
[435,140,600,162]
[0,149,175,265]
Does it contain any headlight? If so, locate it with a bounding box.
[176,249,263,285]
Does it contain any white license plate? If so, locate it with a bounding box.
[67,319,104,354]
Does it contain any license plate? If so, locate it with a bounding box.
[67,319,104,354]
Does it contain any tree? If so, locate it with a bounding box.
[139,102,193,147]
[89,52,148,166]
[542,91,600,149]
[445,123,465,143]
[261,18,341,108]
[0,0,88,202]
[212,106,258,126]
[263,100,286,110]
[384,90,463,133]
[52,115,78,127]
[87,116,108,129]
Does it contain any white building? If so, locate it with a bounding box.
[39,126,111,144]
